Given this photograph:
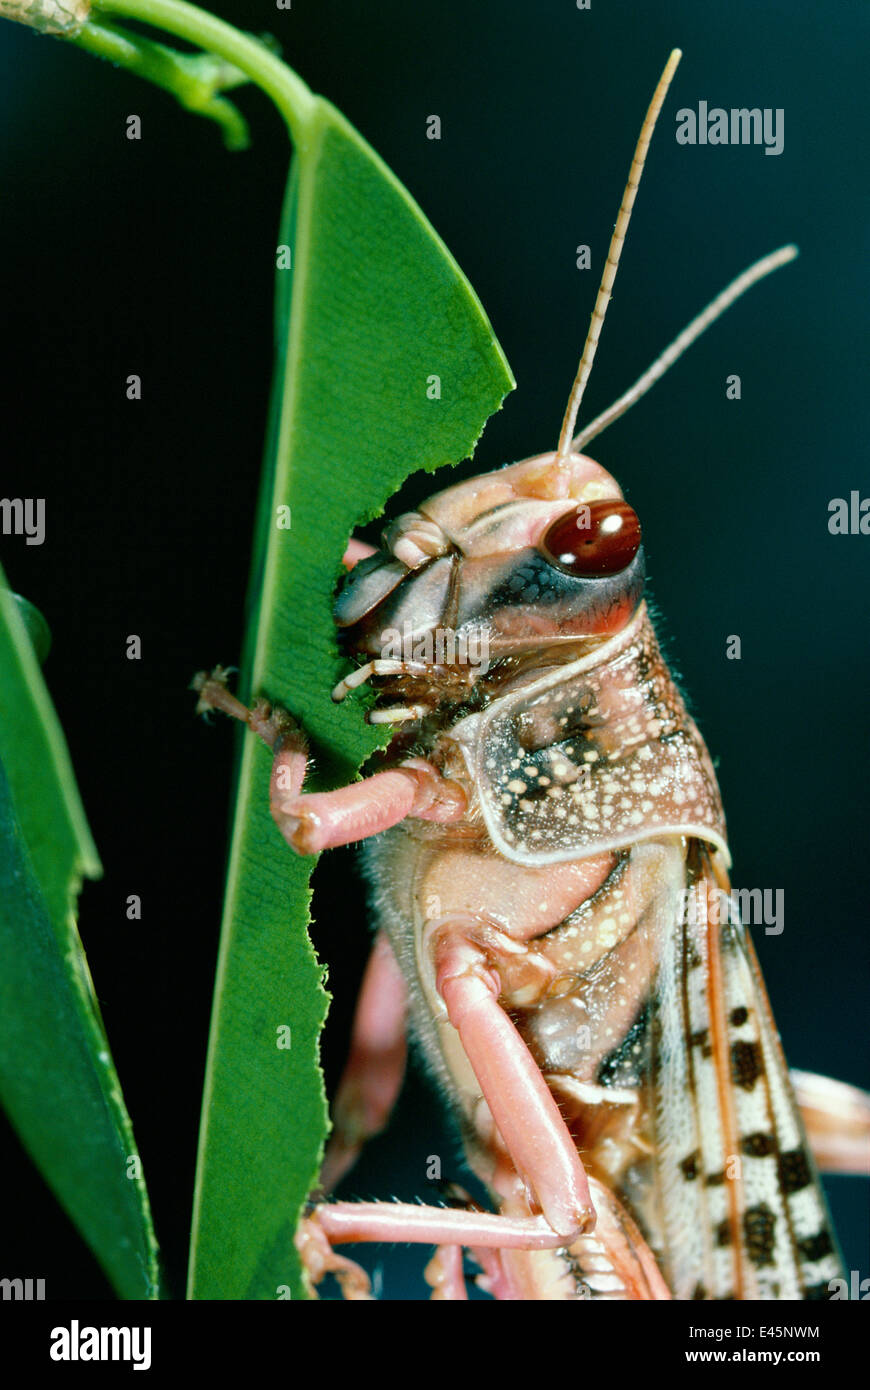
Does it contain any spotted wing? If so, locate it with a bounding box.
[619,843,845,1300]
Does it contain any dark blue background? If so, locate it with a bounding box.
[0,0,866,1300]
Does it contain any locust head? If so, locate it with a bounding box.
[333,451,644,672]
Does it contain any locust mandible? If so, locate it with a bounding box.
[195,49,870,1300]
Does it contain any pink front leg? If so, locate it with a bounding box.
[193,669,467,854]
[270,756,466,855]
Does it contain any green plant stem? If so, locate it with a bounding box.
[74,17,251,148]
[90,0,315,144]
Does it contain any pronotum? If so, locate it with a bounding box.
[196,49,870,1301]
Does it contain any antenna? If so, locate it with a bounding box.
[555,48,682,462]
[572,245,798,451]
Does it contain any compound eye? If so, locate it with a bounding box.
[541,499,641,576]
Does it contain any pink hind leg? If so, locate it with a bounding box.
[298,1186,670,1300]
[791,1070,870,1175]
[319,930,409,1194]
[432,927,595,1240]
[298,925,597,1299]
[297,1199,590,1301]
[302,1201,580,1251]
[298,931,672,1302]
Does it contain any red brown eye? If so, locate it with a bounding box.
[541,500,641,576]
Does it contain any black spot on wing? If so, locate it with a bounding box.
[689,1028,712,1056]
[679,1151,700,1181]
[731,1039,763,1090]
[743,1203,777,1268]
[729,1006,749,1027]
[715,1219,732,1247]
[741,1132,777,1158]
[778,1148,812,1194]
[798,1230,835,1263]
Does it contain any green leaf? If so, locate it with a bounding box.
[187,99,513,1299]
[6,591,52,664]
[0,578,161,1299]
